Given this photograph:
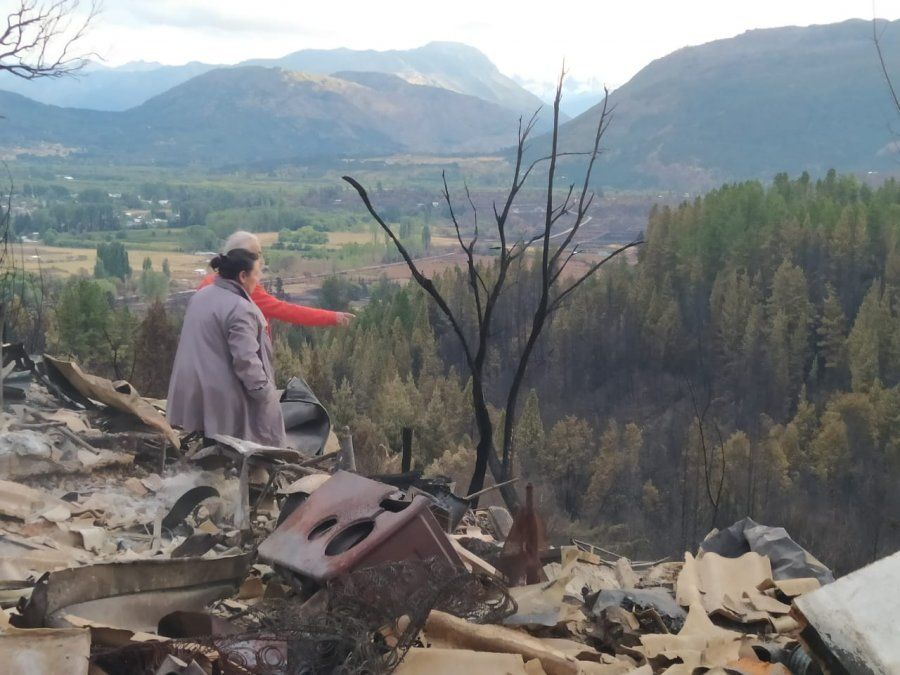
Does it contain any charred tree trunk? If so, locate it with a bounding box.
[345,70,640,512]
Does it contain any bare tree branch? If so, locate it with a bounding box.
[519,150,593,187]
[541,67,565,301]
[0,166,13,271]
[0,1,99,80]
[549,183,575,227]
[549,238,643,312]
[347,64,642,504]
[442,173,484,332]
[463,183,488,295]
[493,110,540,256]
[550,89,612,268]
[498,66,568,472]
[686,378,726,531]
[549,243,581,285]
[712,420,727,526]
[464,184,482,258]
[874,17,900,116]
[0,2,98,410]
[342,175,476,372]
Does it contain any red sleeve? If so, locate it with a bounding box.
[251,284,341,327]
[198,272,215,289]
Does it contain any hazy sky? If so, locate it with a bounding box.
[82,0,900,93]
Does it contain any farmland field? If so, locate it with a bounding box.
[14,244,213,283]
[12,230,414,285]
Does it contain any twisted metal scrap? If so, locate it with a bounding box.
[91,620,378,675]
[89,558,516,675]
[324,558,517,671]
[237,602,388,674]
[329,557,515,627]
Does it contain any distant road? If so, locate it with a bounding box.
[274,251,460,286]
[477,215,592,251]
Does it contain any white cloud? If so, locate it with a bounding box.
[82,0,900,89]
[102,0,315,33]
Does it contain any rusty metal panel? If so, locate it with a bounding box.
[496,483,545,586]
[258,471,461,582]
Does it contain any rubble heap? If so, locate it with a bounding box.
[0,347,890,674]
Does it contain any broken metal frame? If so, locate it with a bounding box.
[206,434,324,533]
[16,553,254,631]
[572,538,670,569]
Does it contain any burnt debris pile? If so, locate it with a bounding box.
[0,346,890,674]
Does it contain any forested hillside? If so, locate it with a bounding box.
[555,19,900,189]
[11,170,898,574]
[280,171,900,574]
[0,67,522,163]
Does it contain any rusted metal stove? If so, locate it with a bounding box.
[259,471,462,584]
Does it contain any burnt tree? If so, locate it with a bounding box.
[344,71,642,507]
[0,0,97,79]
[0,1,97,409]
[0,0,97,265]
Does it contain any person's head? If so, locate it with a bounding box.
[210,248,261,294]
[222,231,261,257]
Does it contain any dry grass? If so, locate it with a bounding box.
[380,154,506,166]
[325,231,372,247]
[255,231,279,246]
[12,244,214,282]
[10,230,631,291]
[430,236,459,248]
[257,231,371,248]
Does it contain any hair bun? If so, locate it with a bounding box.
[209,248,258,281]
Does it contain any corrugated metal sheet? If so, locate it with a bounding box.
[794,551,900,675]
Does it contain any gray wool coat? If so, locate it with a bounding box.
[167,278,287,447]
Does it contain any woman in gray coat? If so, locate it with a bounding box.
[167,249,287,447]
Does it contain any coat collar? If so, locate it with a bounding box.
[213,277,268,332]
[213,277,252,302]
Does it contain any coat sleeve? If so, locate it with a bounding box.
[226,309,273,401]
[252,284,341,327]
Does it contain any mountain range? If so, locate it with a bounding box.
[0,42,547,118]
[0,67,523,163]
[1,21,899,187]
[555,19,900,189]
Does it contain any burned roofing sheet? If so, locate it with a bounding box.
[793,550,900,675]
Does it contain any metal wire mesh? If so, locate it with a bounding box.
[90,558,516,675]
